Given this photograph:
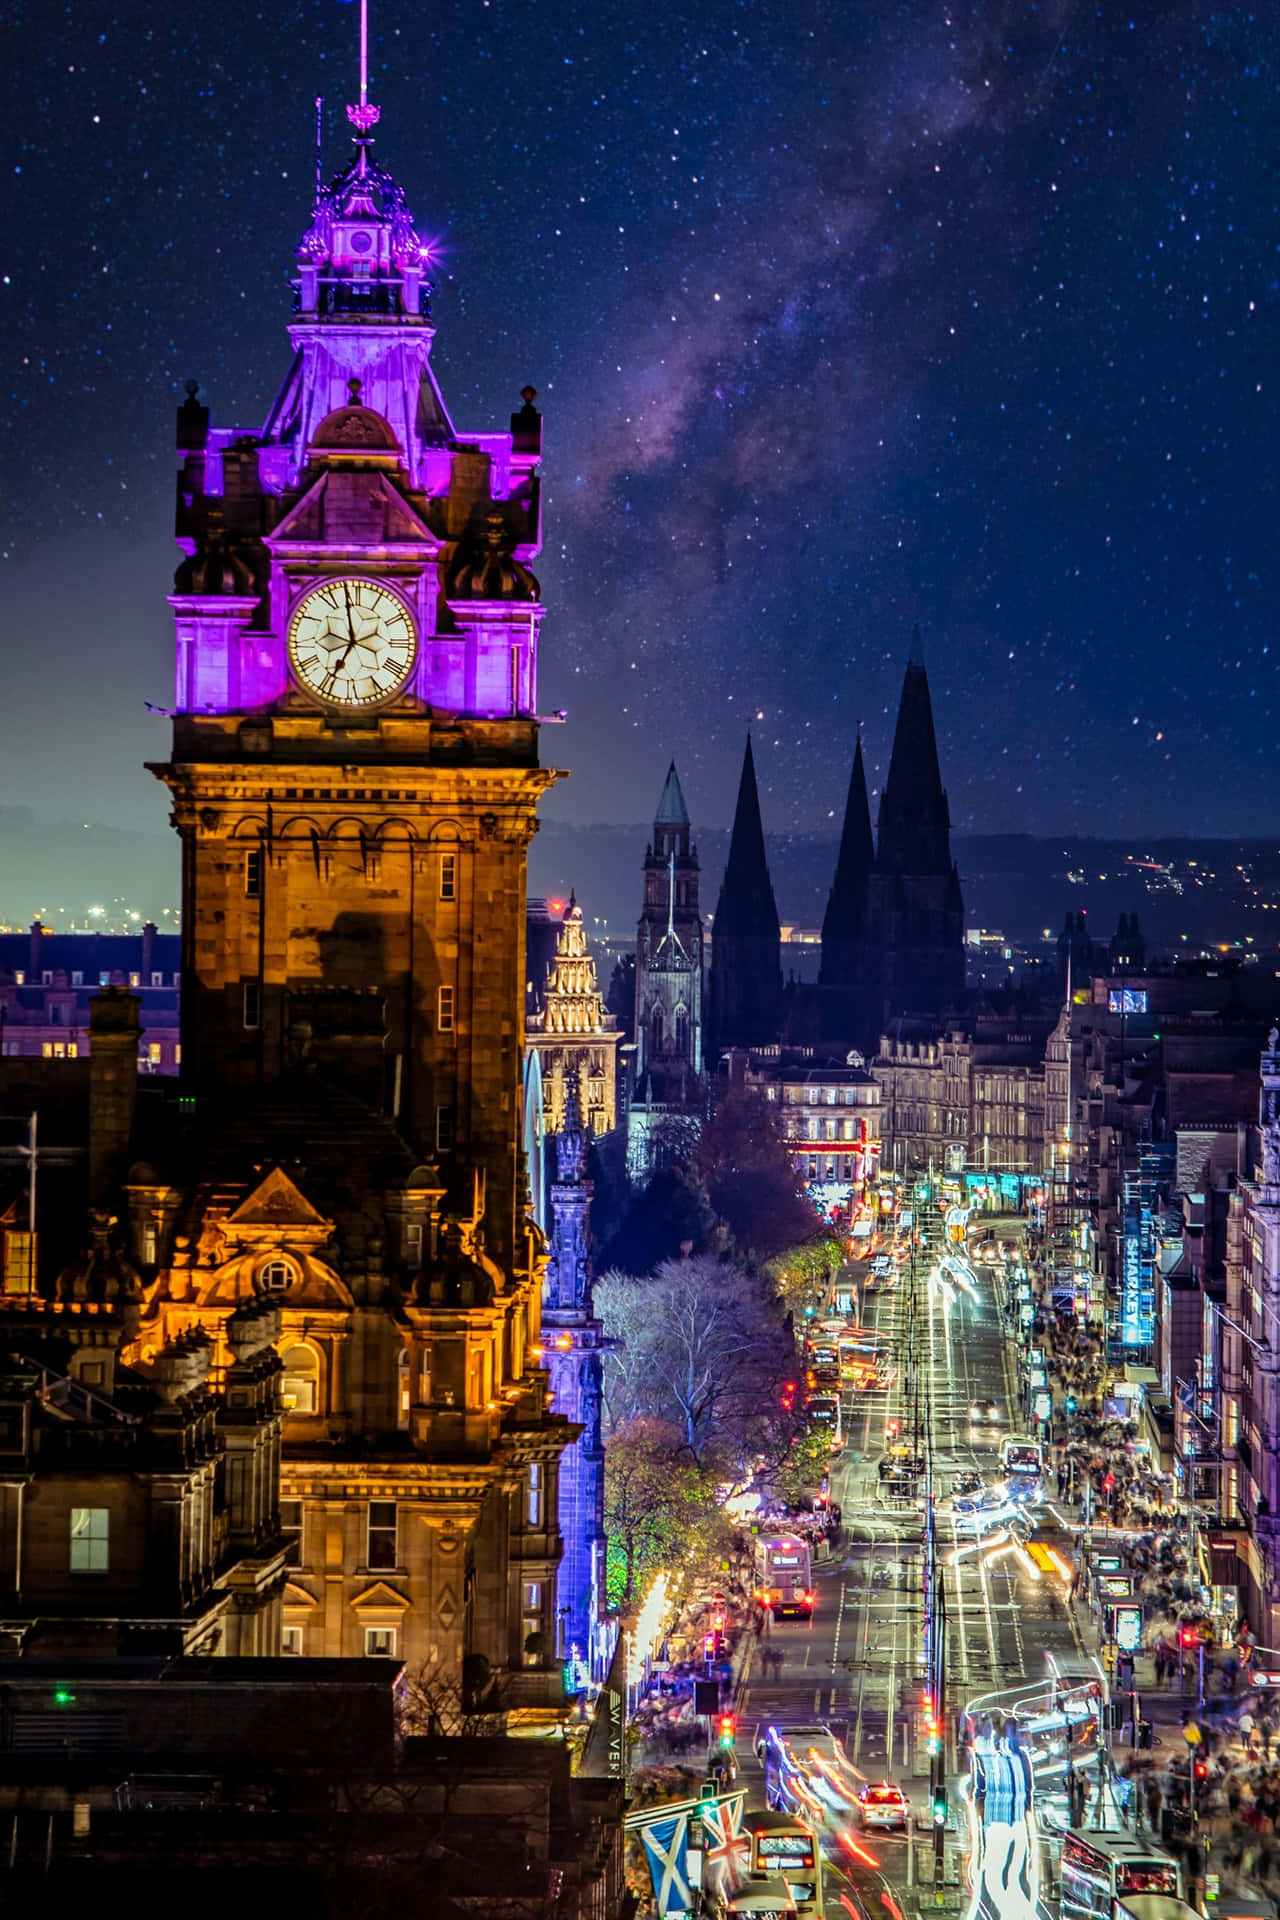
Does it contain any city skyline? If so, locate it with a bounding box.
[1,0,1276,857]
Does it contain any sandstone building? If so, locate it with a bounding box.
[0,87,575,1716]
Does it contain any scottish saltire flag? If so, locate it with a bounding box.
[640,1809,692,1916]
[700,1789,749,1894]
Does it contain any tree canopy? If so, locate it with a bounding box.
[597,1254,798,1470]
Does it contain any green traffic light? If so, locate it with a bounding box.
[932,1790,947,1826]
[53,1687,75,1707]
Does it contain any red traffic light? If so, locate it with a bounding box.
[1194,1759,1209,1780]
[1180,1627,1197,1648]
[1102,1473,1116,1493]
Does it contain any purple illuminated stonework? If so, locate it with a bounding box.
[169,114,544,723]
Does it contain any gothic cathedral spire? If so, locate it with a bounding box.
[876,628,952,875]
[707,737,781,1055]
[820,732,874,991]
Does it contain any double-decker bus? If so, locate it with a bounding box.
[805,1394,843,1450]
[740,1812,822,1916]
[1059,1830,1182,1919]
[1000,1436,1045,1477]
[754,1534,814,1618]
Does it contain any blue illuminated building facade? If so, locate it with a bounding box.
[542,1073,609,1677]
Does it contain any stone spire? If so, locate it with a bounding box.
[714,738,780,940]
[707,737,781,1053]
[656,761,689,825]
[653,760,692,863]
[876,630,952,875]
[820,732,873,989]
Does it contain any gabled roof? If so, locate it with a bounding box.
[226,1166,329,1233]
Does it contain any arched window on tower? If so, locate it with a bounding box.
[650,1007,664,1058]
[674,1007,689,1058]
[281,1343,320,1416]
[397,1348,411,1429]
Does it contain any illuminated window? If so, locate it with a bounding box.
[522,1580,543,1664]
[245,848,263,899]
[174,1043,182,1065]
[280,1343,318,1413]
[13,972,23,986]
[364,1626,397,1658]
[148,1043,162,1065]
[280,1499,303,1567]
[69,1507,109,1573]
[437,984,455,1033]
[527,1462,543,1529]
[281,1626,304,1655]
[440,852,457,901]
[129,972,140,988]
[3,1231,35,1294]
[367,1501,398,1570]
[99,972,109,986]
[398,1349,411,1428]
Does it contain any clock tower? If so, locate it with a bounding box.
[129,39,574,1699]
[155,100,555,1283]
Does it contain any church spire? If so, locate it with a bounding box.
[876,634,951,875]
[707,737,781,1053]
[656,761,689,828]
[714,737,780,940]
[820,732,873,987]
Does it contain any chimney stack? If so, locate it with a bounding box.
[89,988,142,1203]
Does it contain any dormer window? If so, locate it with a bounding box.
[259,1258,293,1293]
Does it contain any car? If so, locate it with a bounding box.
[856,1782,910,1831]
[969,1398,1001,1423]
[879,1447,924,1480]
[953,1469,984,1497]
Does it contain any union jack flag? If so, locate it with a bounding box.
[700,1789,749,1895]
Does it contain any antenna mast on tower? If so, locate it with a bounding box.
[347,0,381,133]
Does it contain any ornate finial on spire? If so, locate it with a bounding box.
[346,0,382,134]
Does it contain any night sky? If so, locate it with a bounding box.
[1,0,1277,855]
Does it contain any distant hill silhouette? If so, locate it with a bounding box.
[2,806,1275,955]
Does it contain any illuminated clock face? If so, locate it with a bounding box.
[287,578,417,707]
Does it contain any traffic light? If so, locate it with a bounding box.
[703,1631,720,1661]
[52,1686,75,1707]
[718,1713,737,1749]
[932,1786,947,1826]
[1102,1473,1116,1494]
[1193,1758,1208,1781]
[1180,1627,1197,1649]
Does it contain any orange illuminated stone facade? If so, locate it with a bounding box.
[115,105,576,1710]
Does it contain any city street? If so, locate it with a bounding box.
[734,1222,1090,1919]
